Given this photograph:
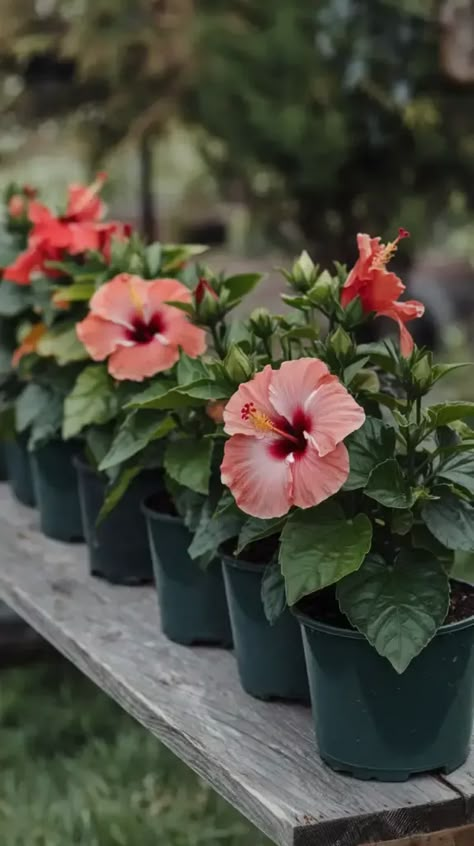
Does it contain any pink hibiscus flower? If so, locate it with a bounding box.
[77,273,207,381]
[221,358,365,519]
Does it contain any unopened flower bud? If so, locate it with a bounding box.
[194,277,221,324]
[249,307,274,339]
[8,195,25,218]
[291,250,318,292]
[224,344,253,384]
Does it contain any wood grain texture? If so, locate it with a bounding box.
[443,738,474,819]
[0,484,471,846]
[367,823,474,845]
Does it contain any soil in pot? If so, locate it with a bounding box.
[297,583,474,781]
[222,540,309,703]
[143,494,232,647]
[30,440,83,542]
[5,435,36,507]
[75,456,157,585]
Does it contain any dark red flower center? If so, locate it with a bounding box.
[268,408,311,460]
[128,312,166,344]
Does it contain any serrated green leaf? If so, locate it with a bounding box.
[53,281,95,303]
[344,417,395,490]
[337,551,450,673]
[365,459,413,509]
[436,453,474,496]
[426,402,474,430]
[261,563,286,625]
[16,383,51,433]
[188,501,243,562]
[236,516,285,555]
[451,552,474,586]
[431,362,471,385]
[63,365,119,440]
[164,437,213,495]
[422,487,474,552]
[99,411,175,471]
[279,502,372,606]
[37,323,88,365]
[222,273,263,305]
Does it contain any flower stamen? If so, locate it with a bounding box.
[240,402,299,444]
[372,227,410,270]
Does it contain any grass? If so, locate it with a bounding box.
[0,659,270,846]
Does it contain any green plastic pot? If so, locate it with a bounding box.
[298,607,474,781]
[143,500,232,647]
[5,435,36,507]
[0,440,8,481]
[222,555,309,702]
[31,440,83,542]
[75,457,157,585]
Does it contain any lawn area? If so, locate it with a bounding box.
[0,658,270,846]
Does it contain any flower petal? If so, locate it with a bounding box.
[221,434,292,518]
[161,308,207,357]
[3,247,42,285]
[89,273,143,328]
[108,337,179,381]
[379,299,425,357]
[76,314,130,361]
[291,442,349,509]
[146,278,193,307]
[304,375,365,457]
[268,358,330,422]
[223,365,277,437]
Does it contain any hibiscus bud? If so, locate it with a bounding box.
[249,307,274,339]
[411,353,432,393]
[308,270,338,307]
[329,326,353,361]
[23,184,37,199]
[224,344,253,384]
[291,250,318,292]
[194,277,221,323]
[8,195,25,218]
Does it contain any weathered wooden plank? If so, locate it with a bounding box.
[0,484,470,846]
[443,739,474,819]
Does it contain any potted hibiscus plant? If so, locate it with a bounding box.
[218,231,474,781]
[3,173,129,540]
[0,183,42,505]
[97,266,264,645]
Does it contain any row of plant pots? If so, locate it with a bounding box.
[3,434,472,783]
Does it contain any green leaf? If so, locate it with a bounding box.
[391,509,414,536]
[146,242,162,276]
[451,552,474,586]
[261,564,286,625]
[164,438,213,495]
[279,502,373,606]
[127,380,212,410]
[436,453,474,496]
[365,459,413,509]
[37,323,88,365]
[188,502,243,562]
[426,402,474,430]
[337,552,450,673]
[222,273,263,305]
[16,383,51,433]
[63,365,119,440]
[99,411,175,471]
[236,517,285,555]
[422,488,474,552]
[53,281,95,303]
[0,405,15,439]
[431,363,472,385]
[344,417,395,490]
[163,299,194,315]
[97,466,140,524]
[176,355,209,386]
[0,281,31,316]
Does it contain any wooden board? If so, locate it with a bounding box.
[369,823,474,845]
[0,484,472,846]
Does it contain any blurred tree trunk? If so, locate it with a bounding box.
[139,133,157,242]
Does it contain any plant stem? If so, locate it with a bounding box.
[210,324,226,360]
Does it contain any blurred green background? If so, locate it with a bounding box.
[1,1,474,843]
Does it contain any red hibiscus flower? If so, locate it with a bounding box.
[341,230,424,356]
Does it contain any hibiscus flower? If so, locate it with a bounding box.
[76,273,206,381]
[341,230,424,356]
[221,358,365,519]
[3,174,130,285]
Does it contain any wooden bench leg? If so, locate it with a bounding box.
[369,824,474,845]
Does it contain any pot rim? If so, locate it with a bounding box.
[141,494,180,525]
[221,552,267,573]
[73,454,101,475]
[295,604,474,640]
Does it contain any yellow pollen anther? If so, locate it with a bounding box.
[249,410,275,433]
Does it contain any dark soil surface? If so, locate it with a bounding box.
[144,490,177,517]
[446,580,474,624]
